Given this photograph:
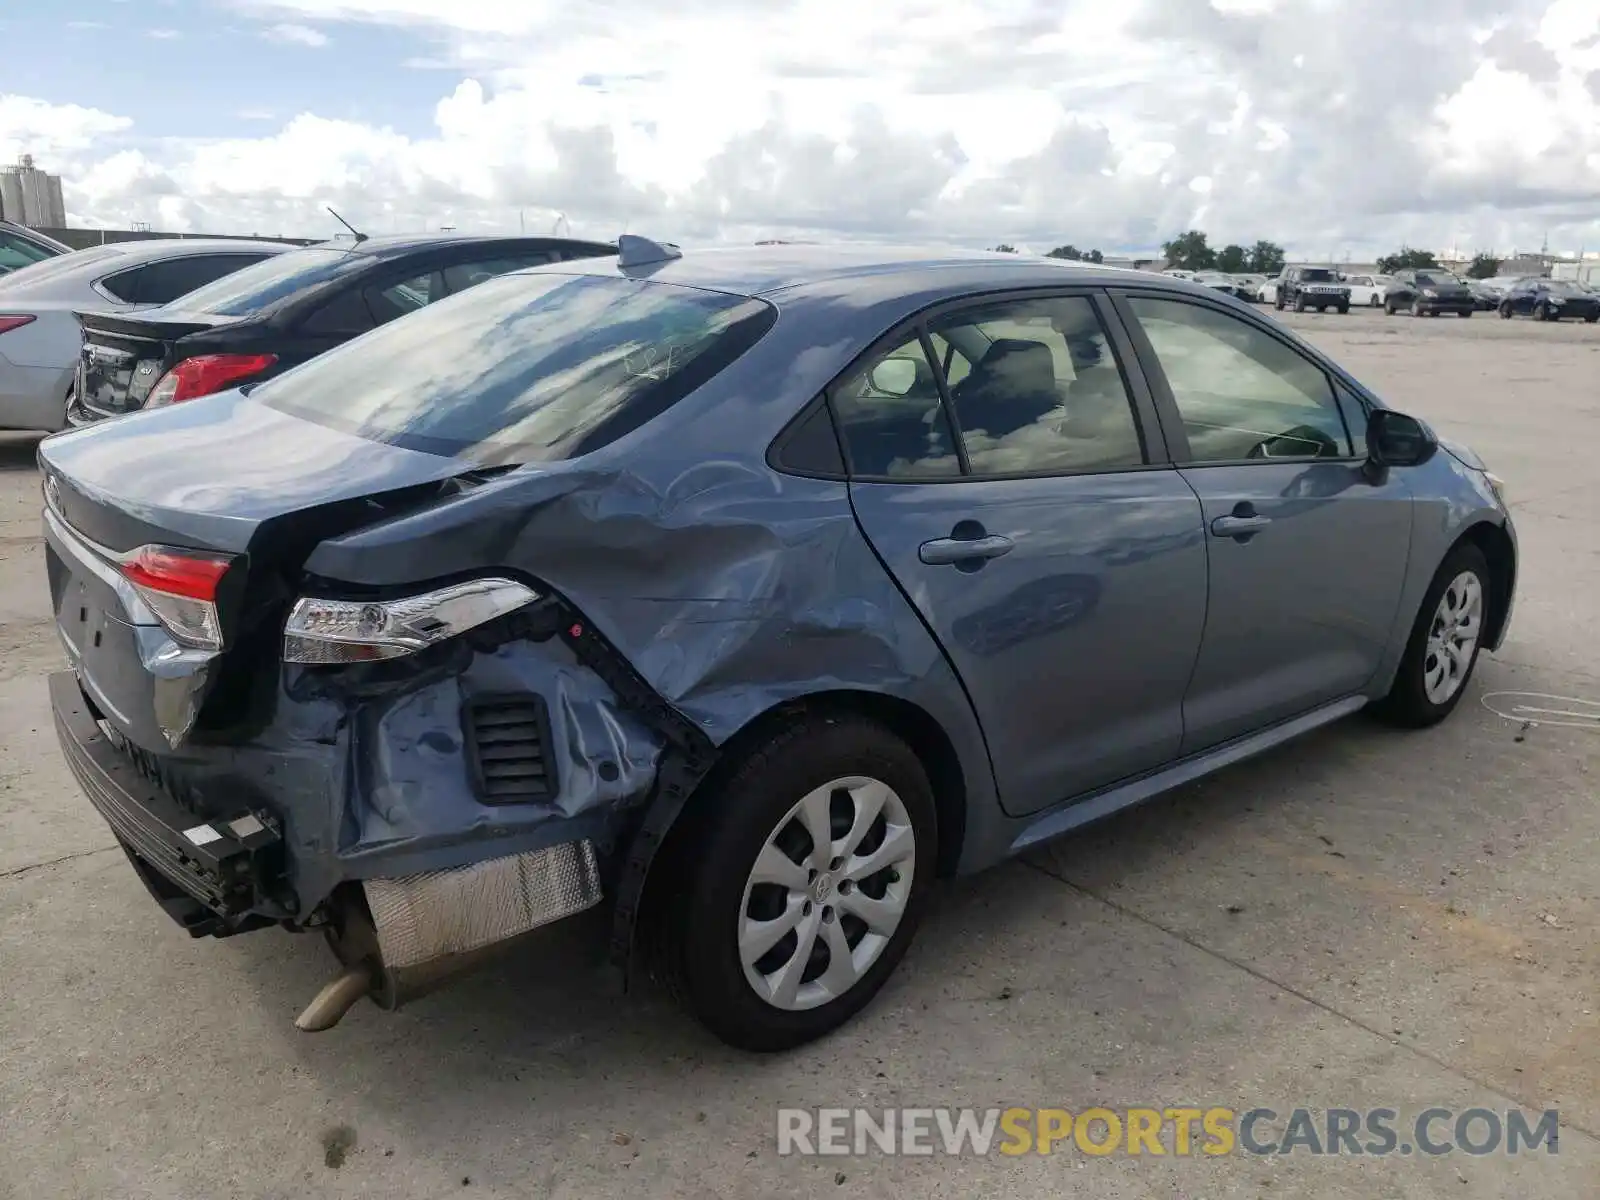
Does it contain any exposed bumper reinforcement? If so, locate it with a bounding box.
[49,669,283,925]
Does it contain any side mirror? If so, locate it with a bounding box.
[869,357,918,397]
[1366,409,1437,470]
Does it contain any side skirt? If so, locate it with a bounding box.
[1009,694,1369,855]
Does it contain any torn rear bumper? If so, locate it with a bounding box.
[50,669,285,934]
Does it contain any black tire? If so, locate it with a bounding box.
[664,714,938,1051]
[1294,295,1307,313]
[1586,315,1598,324]
[1537,302,1553,322]
[1369,294,1382,307]
[1411,298,1423,317]
[1337,302,1350,314]
[1385,299,1398,315]
[1459,309,1471,318]
[1371,542,1492,728]
[1499,302,1513,319]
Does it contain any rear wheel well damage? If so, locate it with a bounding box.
[626,690,969,985]
[1457,520,1515,648]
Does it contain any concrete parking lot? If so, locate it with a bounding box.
[1,307,1595,1199]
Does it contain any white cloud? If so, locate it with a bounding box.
[262,22,330,46]
[10,0,1600,255]
[146,28,181,39]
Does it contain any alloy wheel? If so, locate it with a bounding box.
[737,775,916,1012]
[1423,571,1483,705]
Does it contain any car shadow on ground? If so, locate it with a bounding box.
[0,433,45,472]
[208,679,1559,1165]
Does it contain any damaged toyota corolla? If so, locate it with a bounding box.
[40,238,1516,1051]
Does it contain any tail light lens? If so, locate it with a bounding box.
[146,353,278,407]
[283,579,540,664]
[119,546,235,650]
[0,315,37,335]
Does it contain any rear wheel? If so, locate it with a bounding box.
[1499,302,1514,319]
[665,715,936,1051]
[1385,298,1398,315]
[1371,543,1491,728]
[1369,293,1382,307]
[1459,309,1472,318]
[1337,302,1350,314]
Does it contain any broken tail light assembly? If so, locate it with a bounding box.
[282,578,542,664]
[119,546,236,651]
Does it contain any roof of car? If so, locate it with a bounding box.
[556,241,1165,299]
[324,232,618,258]
[62,237,301,266]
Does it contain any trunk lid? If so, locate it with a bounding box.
[74,309,236,419]
[40,392,487,749]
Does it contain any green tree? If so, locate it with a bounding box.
[1466,252,1501,279]
[991,243,1017,253]
[1161,230,1216,271]
[1046,245,1105,263]
[1245,240,1286,274]
[1216,244,1248,274]
[1375,246,1439,275]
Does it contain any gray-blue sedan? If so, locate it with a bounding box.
[38,238,1515,1051]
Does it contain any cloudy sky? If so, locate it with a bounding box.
[2,0,1598,258]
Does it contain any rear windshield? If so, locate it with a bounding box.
[172,245,369,315]
[253,272,777,464]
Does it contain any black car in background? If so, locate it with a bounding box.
[1274,266,1350,313]
[1497,277,1600,323]
[68,234,617,424]
[1383,268,1475,317]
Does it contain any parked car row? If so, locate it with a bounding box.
[1164,262,1600,325]
[0,232,617,432]
[36,235,1517,1052]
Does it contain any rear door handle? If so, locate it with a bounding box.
[1210,514,1272,538]
[919,534,1015,565]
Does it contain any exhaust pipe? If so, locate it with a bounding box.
[294,966,373,1031]
[293,840,603,1032]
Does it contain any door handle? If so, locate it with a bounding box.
[919,533,1015,565]
[1210,514,1272,538]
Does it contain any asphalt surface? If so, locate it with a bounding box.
[1,306,1595,1199]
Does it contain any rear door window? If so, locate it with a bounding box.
[134,254,273,305]
[365,271,442,323]
[442,253,559,294]
[254,273,777,464]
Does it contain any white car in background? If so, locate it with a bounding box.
[0,237,295,431]
[1258,273,1284,305]
[1344,274,1396,307]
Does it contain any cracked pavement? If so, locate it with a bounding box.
[1,309,1595,1198]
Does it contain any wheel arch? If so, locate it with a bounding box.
[693,689,969,878]
[1456,519,1516,650]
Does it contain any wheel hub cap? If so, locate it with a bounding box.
[1423,571,1483,705]
[737,775,916,1012]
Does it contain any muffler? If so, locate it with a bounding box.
[295,840,603,1031]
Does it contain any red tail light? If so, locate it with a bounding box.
[146,353,278,407]
[119,546,235,649]
[120,546,232,601]
[0,315,37,335]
